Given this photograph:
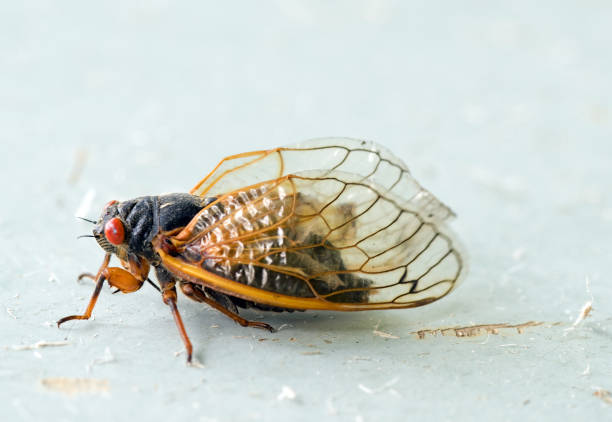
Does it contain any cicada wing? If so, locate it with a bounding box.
[173,170,465,310]
[191,138,455,224]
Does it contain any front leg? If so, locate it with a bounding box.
[57,254,149,327]
[58,254,148,326]
[57,254,111,326]
[155,266,193,363]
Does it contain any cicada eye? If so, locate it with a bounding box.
[104,217,125,245]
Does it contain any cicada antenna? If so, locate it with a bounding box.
[77,216,97,224]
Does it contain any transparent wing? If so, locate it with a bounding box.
[190,137,455,224]
[171,171,465,309]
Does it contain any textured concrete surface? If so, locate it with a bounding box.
[1,2,611,421]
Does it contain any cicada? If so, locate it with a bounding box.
[59,138,466,362]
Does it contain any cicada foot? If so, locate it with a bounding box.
[180,283,276,333]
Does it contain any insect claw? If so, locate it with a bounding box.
[111,288,121,294]
[77,272,96,282]
[244,320,276,333]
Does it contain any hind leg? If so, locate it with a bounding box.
[180,283,275,332]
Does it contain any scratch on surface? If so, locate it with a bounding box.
[86,347,115,372]
[593,389,612,404]
[358,377,400,396]
[6,307,17,319]
[412,321,544,339]
[582,364,591,376]
[67,148,88,184]
[75,188,96,220]
[40,378,109,395]
[7,340,70,351]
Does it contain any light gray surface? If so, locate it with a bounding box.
[1,2,611,421]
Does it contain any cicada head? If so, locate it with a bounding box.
[92,200,129,259]
[92,197,160,263]
[91,193,205,263]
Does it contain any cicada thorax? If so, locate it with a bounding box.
[171,177,372,306]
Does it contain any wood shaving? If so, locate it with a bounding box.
[372,320,399,339]
[593,389,612,404]
[413,321,543,339]
[564,276,594,334]
[373,330,399,339]
[40,377,109,395]
[7,341,70,351]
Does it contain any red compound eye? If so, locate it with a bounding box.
[104,217,125,245]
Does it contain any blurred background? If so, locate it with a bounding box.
[1,1,611,421]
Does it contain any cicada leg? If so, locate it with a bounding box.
[155,266,193,363]
[162,287,193,363]
[180,283,276,333]
[57,254,147,326]
[57,254,111,326]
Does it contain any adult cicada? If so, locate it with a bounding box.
[58,138,466,362]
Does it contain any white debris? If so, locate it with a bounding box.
[581,364,591,376]
[277,385,296,401]
[87,347,115,372]
[512,247,526,261]
[6,307,16,319]
[188,358,205,369]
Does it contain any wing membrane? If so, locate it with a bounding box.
[191,138,455,224]
[167,170,465,310]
